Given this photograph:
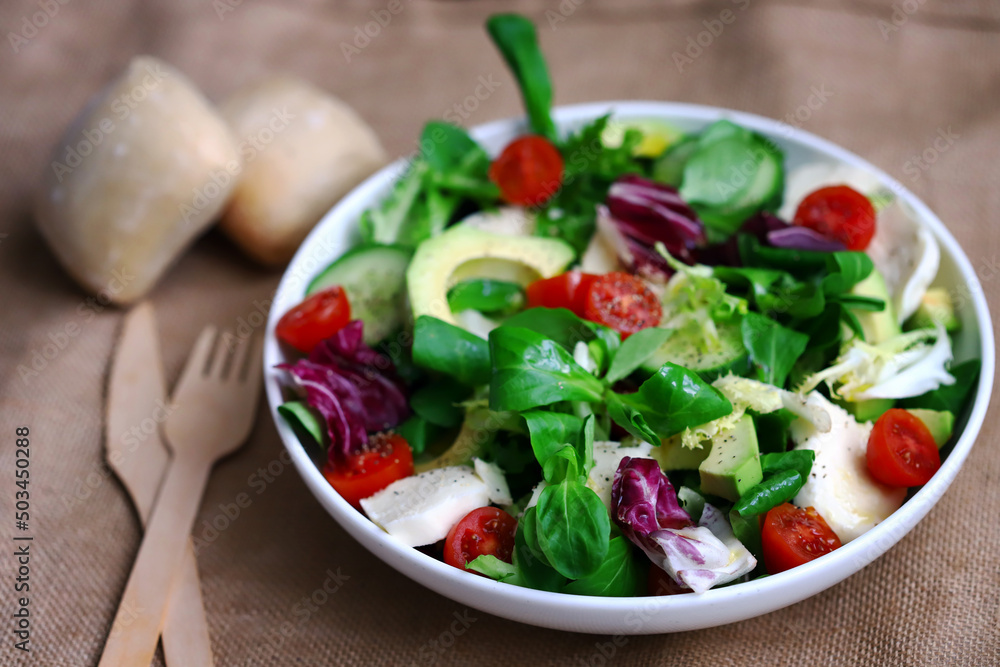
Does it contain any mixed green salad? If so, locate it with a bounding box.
[274,14,980,596]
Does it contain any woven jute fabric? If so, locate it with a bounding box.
[1,1,998,665]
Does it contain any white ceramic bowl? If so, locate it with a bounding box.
[264,101,994,634]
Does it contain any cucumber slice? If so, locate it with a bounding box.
[306,244,412,344]
[277,401,326,450]
[640,319,750,381]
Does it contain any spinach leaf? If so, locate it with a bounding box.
[394,415,442,456]
[901,359,981,414]
[733,468,805,517]
[605,393,659,445]
[542,445,580,484]
[729,509,764,564]
[609,362,733,439]
[604,327,673,384]
[515,510,566,591]
[409,381,470,428]
[412,316,491,387]
[535,480,611,579]
[523,411,584,468]
[562,537,644,597]
[822,251,874,294]
[536,115,648,255]
[488,326,606,411]
[741,312,809,388]
[420,121,490,172]
[466,555,519,583]
[486,14,556,140]
[447,279,525,315]
[738,234,830,276]
[760,449,815,479]
[501,307,618,354]
[360,160,428,245]
[751,409,796,454]
[577,414,595,477]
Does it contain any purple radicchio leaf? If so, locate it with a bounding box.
[602,175,707,281]
[693,212,789,267]
[767,225,847,252]
[611,458,756,594]
[278,320,409,464]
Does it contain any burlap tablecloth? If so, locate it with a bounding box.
[1,0,998,664]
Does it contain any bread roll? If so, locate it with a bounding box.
[34,56,240,304]
[219,77,386,266]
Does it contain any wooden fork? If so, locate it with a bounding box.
[100,327,262,667]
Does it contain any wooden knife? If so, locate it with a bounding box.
[106,302,215,666]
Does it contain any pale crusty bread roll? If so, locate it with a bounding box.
[34,56,240,304]
[218,77,386,266]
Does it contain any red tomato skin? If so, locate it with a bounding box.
[489,136,564,206]
[762,504,842,574]
[793,185,877,250]
[276,286,351,353]
[444,507,518,573]
[525,270,598,316]
[582,272,662,339]
[324,433,413,508]
[866,409,941,487]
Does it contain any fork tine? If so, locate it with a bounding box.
[226,333,252,382]
[208,330,234,378]
[240,334,263,384]
[171,326,218,403]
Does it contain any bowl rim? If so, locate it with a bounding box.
[263,100,995,631]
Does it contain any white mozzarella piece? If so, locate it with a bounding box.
[865,200,940,323]
[586,440,654,511]
[459,206,535,236]
[790,393,906,543]
[473,457,512,506]
[360,467,490,547]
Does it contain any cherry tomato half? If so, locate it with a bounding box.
[793,185,876,250]
[866,409,941,487]
[276,286,351,353]
[444,506,517,573]
[525,270,598,316]
[583,272,662,339]
[323,432,413,508]
[489,135,564,206]
[762,503,842,574]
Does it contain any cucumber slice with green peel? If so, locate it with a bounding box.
[306,244,413,344]
[278,400,326,450]
[639,319,750,381]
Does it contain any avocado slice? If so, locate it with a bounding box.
[906,408,955,448]
[406,225,575,328]
[652,435,711,471]
[841,268,900,422]
[906,287,961,333]
[850,268,901,344]
[698,415,763,502]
